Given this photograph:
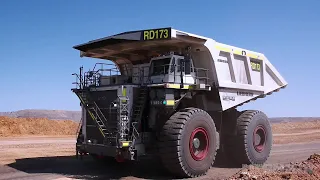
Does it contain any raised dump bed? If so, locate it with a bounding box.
[71,27,288,178]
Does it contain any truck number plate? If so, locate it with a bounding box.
[142,28,171,41]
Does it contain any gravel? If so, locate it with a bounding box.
[229,153,320,180]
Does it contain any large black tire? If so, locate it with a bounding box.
[225,110,272,166]
[157,108,218,178]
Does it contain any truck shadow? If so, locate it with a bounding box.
[7,152,240,180]
[8,155,175,180]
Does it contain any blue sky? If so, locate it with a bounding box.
[0,0,319,117]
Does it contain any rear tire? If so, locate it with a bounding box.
[225,110,272,166]
[157,108,218,178]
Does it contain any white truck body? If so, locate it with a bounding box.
[74,27,288,111]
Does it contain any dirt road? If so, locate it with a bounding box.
[0,137,319,180]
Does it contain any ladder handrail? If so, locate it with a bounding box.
[130,87,147,141]
[86,109,107,137]
[131,122,139,141]
[92,101,109,128]
[76,117,83,140]
[75,91,112,137]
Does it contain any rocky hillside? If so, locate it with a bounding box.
[270,117,320,123]
[0,109,81,122]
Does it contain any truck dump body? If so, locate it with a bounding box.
[74,27,287,111]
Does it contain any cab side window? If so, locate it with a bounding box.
[177,59,184,72]
[184,59,191,75]
[176,58,191,74]
[170,57,175,73]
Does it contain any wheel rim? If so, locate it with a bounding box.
[253,125,266,152]
[189,127,209,161]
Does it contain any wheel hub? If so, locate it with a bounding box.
[253,125,266,152]
[189,127,209,161]
[193,138,200,148]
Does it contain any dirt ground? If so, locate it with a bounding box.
[0,138,318,180]
[0,138,75,165]
[272,120,320,144]
[0,117,319,179]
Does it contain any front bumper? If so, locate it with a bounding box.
[76,143,133,160]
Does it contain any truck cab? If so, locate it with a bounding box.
[149,53,196,85]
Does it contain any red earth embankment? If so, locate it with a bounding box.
[0,116,320,144]
[0,116,79,137]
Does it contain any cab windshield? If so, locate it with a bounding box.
[150,58,172,76]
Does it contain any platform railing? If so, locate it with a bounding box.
[72,62,210,89]
[72,66,85,89]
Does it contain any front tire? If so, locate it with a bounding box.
[157,108,218,178]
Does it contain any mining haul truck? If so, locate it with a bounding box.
[71,27,288,178]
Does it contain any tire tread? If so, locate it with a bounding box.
[158,108,217,178]
[225,110,272,166]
